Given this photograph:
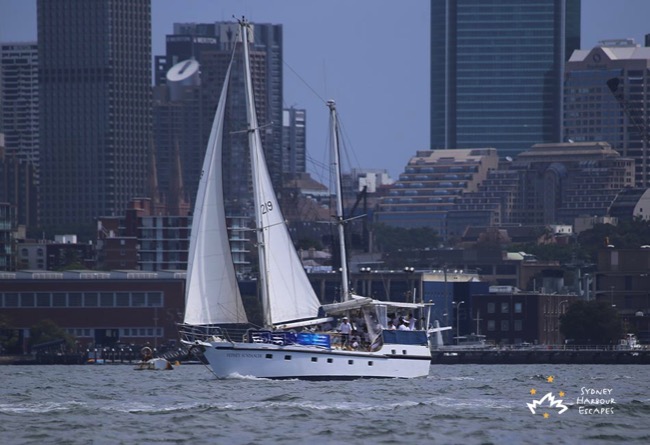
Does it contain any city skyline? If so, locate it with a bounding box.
[1,0,650,178]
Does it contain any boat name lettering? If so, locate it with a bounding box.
[225,352,263,358]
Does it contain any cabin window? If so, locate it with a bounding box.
[284,355,292,361]
[327,358,333,363]
[402,350,407,355]
[368,361,374,366]
[311,357,317,362]
[391,349,397,355]
[265,354,273,359]
[348,360,354,365]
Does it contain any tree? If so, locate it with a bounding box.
[559,300,623,345]
[0,315,21,354]
[29,319,75,350]
[578,218,650,262]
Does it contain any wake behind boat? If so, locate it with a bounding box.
[179,18,431,379]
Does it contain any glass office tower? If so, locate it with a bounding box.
[430,0,580,159]
[38,0,152,234]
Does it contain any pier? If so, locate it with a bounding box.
[430,347,650,364]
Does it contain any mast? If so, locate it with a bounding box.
[241,18,272,327]
[327,100,350,301]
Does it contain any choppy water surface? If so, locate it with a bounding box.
[0,364,648,444]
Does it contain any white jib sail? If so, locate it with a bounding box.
[241,24,321,326]
[183,61,248,326]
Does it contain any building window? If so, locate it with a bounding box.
[4,293,19,307]
[487,320,496,331]
[147,292,162,307]
[36,293,51,307]
[100,293,114,307]
[501,320,509,331]
[116,293,129,307]
[487,303,495,314]
[52,293,66,307]
[501,302,509,313]
[514,320,522,331]
[69,293,82,307]
[20,293,34,307]
[132,293,145,307]
[84,293,98,307]
[514,302,522,313]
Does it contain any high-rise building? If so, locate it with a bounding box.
[0,135,37,228]
[38,0,152,234]
[282,107,307,178]
[564,38,650,187]
[153,22,284,215]
[430,0,581,158]
[0,43,39,170]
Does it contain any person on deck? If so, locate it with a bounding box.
[338,316,352,348]
[405,314,416,330]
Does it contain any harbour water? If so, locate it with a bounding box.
[0,364,648,444]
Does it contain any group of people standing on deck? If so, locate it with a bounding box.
[335,312,420,350]
[386,314,417,331]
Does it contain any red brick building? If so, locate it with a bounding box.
[0,270,185,353]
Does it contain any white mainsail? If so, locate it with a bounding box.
[183,62,248,326]
[241,24,321,326]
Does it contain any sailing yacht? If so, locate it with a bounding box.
[179,18,432,379]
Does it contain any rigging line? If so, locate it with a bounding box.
[283,59,328,105]
[334,112,362,174]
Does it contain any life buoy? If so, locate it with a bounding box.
[140,346,153,360]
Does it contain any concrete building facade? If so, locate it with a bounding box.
[565,38,650,187]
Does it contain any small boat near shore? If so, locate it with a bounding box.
[134,357,173,371]
[133,346,173,370]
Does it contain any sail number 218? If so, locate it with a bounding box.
[260,201,274,214]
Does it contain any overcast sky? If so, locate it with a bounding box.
[1,0,650,178]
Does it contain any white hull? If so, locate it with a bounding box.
[196,340,431,379]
